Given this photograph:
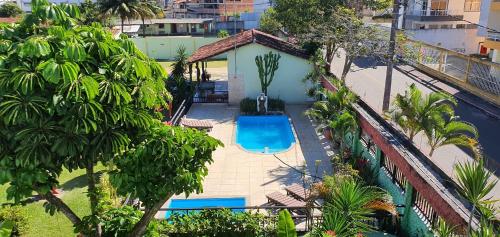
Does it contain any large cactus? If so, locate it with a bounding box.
[255,51,281,95]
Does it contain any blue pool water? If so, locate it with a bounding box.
[236,115,295,154]
[165,197,246,219]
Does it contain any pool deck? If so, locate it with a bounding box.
[156,104,334,218]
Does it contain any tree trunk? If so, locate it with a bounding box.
[142,17,146,37]
[409,130,416,141]
[467,204,475,236]
[128,193,173,237]
[38,191,82,226]
[429,146,435,157]
[86,160,102,237]
[341,57,353,81]
[324,43,335,75]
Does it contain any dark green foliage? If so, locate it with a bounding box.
[277,210,296,237]
[240,98,285,114]
[217,30,229,38]
[110,123,223,209]
[0,3,23,18]
[259,8,281,35]
[0,206,29,236]
[159,209,276,237]
[79,0,102,25]
[255,51,281,95]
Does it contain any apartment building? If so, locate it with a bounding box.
[403,0,483,54]
[165,0,253,19]
[477,0,500,64]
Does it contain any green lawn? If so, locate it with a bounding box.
[1,164,105,237]
[158,59,228,74]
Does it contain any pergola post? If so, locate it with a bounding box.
[188,63,193,82]
[201,60,206,82]
[195,62,200,83]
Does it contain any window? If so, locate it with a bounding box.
[159,23,165,29]
[440,24,452,29]
[430,0,448,15]
[414,23,426,29]
[464,0,481,12]
[456,24,466,29]
[465,24,478,29]
[428,24,439,29]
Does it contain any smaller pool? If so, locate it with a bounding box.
[165,197,245,219]
[236,115,295,154]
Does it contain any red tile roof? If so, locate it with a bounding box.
[188,29,310,63]
[0,17,20,24]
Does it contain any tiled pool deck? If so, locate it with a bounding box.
[156,104,334,218]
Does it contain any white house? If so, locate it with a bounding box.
[188,29,313,104]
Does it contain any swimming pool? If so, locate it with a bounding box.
[236,115,295,154]
[165,197,246,218]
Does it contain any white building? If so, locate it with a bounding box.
[477,0,500,64]
[15,0,87,12]
[402,0,484,54]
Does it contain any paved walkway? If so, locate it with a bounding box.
[156,104,333,218]
[331,53,500,212]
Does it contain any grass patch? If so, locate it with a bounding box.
[158,59,227,74]
[1,164,105,237]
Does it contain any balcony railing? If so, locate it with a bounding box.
[487,31,500,41]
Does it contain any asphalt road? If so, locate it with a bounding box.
[331,54,500,175]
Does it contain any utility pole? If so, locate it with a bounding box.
[382,0,401,112]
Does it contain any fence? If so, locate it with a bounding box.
[401,39,500,106]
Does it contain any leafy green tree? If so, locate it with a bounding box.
[454,159,497,236]
[137,0,161,37]
[392,84,456,141]
[79,0,101,25]
[277,210,297,237]
[217,29,229,38]
[424,116,479,157]
[255,51,280,96]
[110,123,223,236]
[0,3,23,18]
[0,1,220,236]
[259,8,281,35]
[98,0,141,33]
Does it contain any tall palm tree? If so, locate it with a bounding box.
[454,159,497,235]
[137,0,162,37]
[98,0,141,33]
[392,83,456,141]
[424,116,479,157]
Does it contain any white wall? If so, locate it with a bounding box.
[478,0,492,36]
[406,28,484,54]
[131,36,225,60]
[226,43,312,104]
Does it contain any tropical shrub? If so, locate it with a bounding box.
[0,206,29,236]
[240,98,285,114]
[159,209,276,237]
[217,30,229,38]
[277,210,297,237]
[0,3,23,17]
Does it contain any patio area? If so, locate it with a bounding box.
[156,104,334,218]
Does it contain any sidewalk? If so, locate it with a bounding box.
[330,53,500,211]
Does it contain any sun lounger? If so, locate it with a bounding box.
[266,191,306,207]
[180,118,213,131]
[285,184,308,201]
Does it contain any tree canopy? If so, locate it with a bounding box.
[0,3,23,18]
[0,0,222,236]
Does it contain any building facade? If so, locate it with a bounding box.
[477,0,500,65]
[165,0,254,19]
[403,0,483,54]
